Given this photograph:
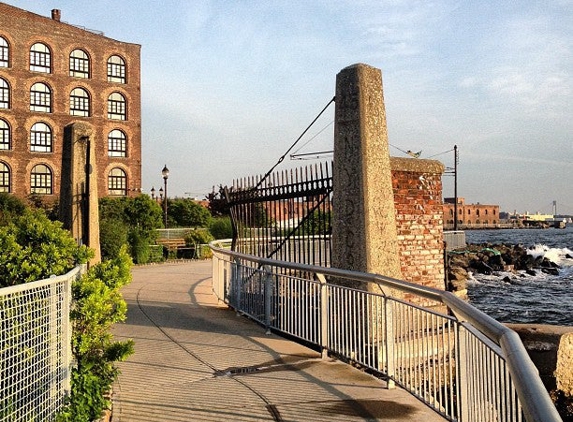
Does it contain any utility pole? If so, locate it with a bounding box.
[453,145,458,231]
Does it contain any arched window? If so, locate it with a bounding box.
[69,49,90,78]
[108,129,127,157]
[108,168,127,196]
[30,122,52,152]
[0,37,8,67]
[0,120,10,150]
[476,209,480,216]
[30,82,51,112]
[30,164,52,194]
[0,162,10,192]
[30,42,51,73]
[107,55,126,83]
[70,87,90,116]
[107,92,126,120]
[485,209,489,215]
[0,78,8,109]
[467,209,471,215]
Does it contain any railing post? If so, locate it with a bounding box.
[263,265,273,334]
[233,258,242,312]
[457,324,470,422]
[317,273,329,359]
[384,298,396,389]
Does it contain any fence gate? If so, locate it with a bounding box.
[225,162,333,267]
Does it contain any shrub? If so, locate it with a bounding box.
[99,218,129,261]
[58,247,134,422]
[209,216,233,239]
[0,192,26,227]
[184,228,214,247]
[0,210,92,287]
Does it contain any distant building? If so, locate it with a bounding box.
[0,4,141,201]
[443,197,499,229]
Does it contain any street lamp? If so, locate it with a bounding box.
[162,165,169,228]
[150,186,155,200]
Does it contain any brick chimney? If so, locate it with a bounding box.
[51,9,61,21]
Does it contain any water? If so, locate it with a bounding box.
[464,227,573,326]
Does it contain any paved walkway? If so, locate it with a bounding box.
[112,261,446,422]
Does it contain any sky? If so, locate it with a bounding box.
[4,0,573,214]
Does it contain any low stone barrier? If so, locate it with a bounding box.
[507,324,573,418]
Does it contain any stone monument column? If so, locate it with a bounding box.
[59,122,101,265]
[332,63,402,288]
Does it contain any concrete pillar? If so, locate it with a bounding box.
[59,122,101,265]
[332,63,402,288]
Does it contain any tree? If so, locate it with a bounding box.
[168,198,212,227]
[206,186,229,217]
[98,195,163,263]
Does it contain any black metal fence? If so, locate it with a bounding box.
[225,162,333,267]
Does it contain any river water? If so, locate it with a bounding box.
[464,227,573,326]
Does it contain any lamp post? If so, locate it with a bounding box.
[150,186,155,200]
[162,165,169,228]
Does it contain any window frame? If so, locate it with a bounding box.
[0,119,10,150]
[107,55,126,83]
[108,167,127,196]
[107,92,127,120]
[69,49,90,78]
[70,87,90,117]
[30,42,51,73]
[108,129,127,157]
[0,162,10,193]
[0,78,9,109]
[30,164,52,195]
[30,122,53,153]
[30,82,52,113]
[0,37,8,68]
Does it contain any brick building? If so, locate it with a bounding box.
[443,197,499,229]
[0,3,141,201]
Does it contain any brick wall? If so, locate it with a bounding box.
[391,157,445,292]
[0,3,141,201]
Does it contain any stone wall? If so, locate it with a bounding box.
[391,157,446,294]
[508,324,573,397]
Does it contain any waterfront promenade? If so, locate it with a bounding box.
[111,261,446,421]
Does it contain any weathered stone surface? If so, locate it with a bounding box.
[507,324,573,418]
[332,63,402,291]
[59,122,101,265]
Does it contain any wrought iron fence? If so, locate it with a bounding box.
[0,266,82,422]
[225,162,332,267]
[210,241,561,422]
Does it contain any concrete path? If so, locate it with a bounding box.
[112,261,446,422]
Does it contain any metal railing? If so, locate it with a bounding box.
[0,266,83,422]
[209,240,561,422]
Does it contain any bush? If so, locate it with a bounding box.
[129,228,151,264]
[0,210,93,287]
[209,216,233,239]
[184,228,214,247]
[0,192,26,227]
[58,247,134,422]
[99,218,129,261]
[99,196,162,261]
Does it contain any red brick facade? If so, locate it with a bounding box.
[443,197,499,229]
[0,4,141,201]
[391,157,445,291]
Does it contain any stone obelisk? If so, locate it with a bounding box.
[59,122,101,265]
[332,63,402,287]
